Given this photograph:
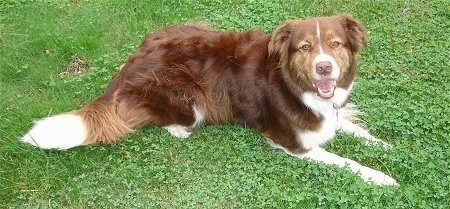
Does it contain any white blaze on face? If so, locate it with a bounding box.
[316,20,324,54]
[311,20,340,99]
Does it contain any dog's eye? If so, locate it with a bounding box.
[300,44,311,51]
[331,41,341,48]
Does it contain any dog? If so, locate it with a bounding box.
[21,14,398,186]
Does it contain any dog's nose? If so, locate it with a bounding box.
[316,61,332,75]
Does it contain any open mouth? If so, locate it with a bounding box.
[312,79,336,99]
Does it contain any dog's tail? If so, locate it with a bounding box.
[21,66,150,150]
[21,94,129,150]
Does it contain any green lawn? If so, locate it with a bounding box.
[1,0,449,208]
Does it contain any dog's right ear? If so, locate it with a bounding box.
[268,21,291,55]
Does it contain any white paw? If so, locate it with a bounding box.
[163,125,192,139]
[21,114,87,150]
[359,166,399,186]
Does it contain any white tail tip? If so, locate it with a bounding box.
[21,114,87,150]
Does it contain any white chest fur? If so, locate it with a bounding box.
[297,102,338,150]
[298,87,350,150]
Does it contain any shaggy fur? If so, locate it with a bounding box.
[22,14,398,186]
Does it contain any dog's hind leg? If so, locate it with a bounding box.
[163,105,204,139]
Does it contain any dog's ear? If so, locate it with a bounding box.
[268,21,291,55]
[336,14,368,52]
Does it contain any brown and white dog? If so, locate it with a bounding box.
[22,14,398,186]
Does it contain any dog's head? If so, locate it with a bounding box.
[269,14,367,102]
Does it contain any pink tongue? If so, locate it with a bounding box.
[315,80,335,92]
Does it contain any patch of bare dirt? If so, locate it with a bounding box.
[60,57,91,77]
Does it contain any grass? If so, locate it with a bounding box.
[0,0,449,208]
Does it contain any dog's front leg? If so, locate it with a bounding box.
[338,119,393,149]
[300,148,398,186]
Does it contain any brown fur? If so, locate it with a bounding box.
[74,14,367,154]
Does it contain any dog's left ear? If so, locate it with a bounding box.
[268,21,291,55]
[336,14,368,52]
